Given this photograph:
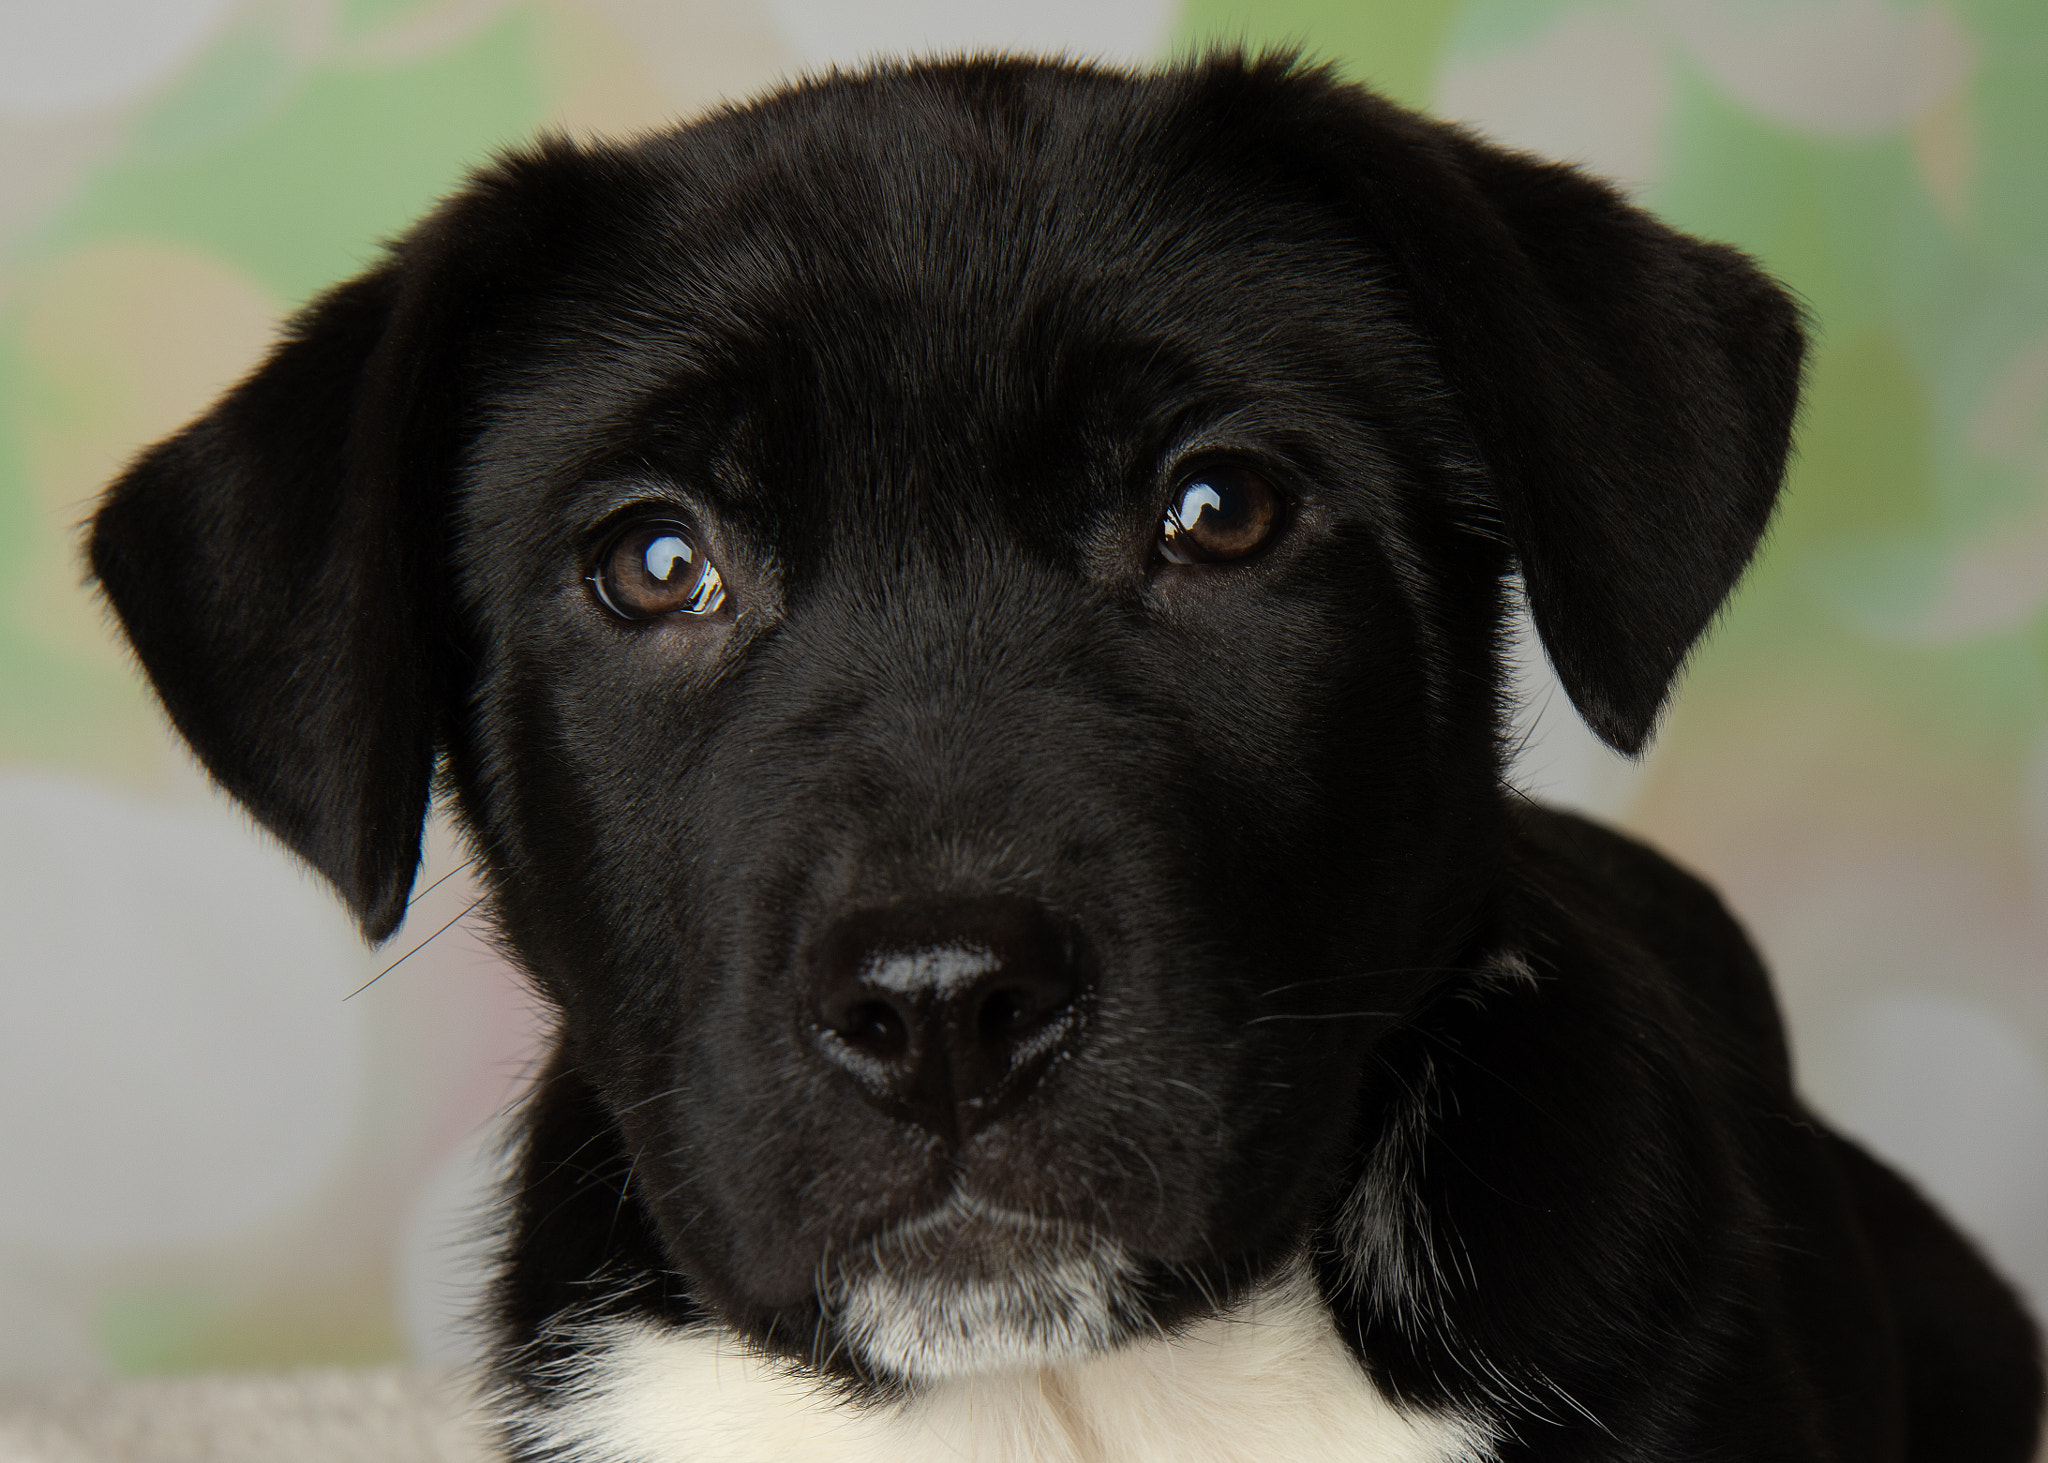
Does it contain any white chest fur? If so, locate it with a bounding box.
[506,1262,1491,1463]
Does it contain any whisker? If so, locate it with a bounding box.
[1257,966,1465,1001]
[405,855,480,909]
[1246,1009,1404,1024]
[611,1083,691,1118]
[1104,1127,1167,1208]
[607,1148,641,1245]
[347,896,486,998]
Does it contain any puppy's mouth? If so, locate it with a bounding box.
[822,1191,1144,1382]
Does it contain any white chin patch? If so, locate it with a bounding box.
[501,1255,1496,1463]
[830,1214,1140,1381]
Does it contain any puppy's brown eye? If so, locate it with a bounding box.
[1158,467,1281,565]
[590,520,727,620]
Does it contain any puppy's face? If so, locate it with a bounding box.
[447,105,1502,1377]
[89,58,1798,1388]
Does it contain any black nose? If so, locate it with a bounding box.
[807,898,1087,1141]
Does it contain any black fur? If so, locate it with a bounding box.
[90,54,2041,1461]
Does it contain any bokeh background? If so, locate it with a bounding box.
[1,0,2044,1380]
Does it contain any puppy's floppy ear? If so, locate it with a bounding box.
[90,221,478,942]
[91,265,444,941]
[1266,68,1805,753]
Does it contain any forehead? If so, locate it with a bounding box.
[464,67,1405,539]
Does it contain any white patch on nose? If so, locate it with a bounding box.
[863,944,998,998]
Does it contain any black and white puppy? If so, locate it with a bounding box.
[90,54,2042,1463]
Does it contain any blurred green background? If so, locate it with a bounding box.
[1,0,2042,1377]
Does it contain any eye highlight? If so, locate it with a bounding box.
[1157,466,1281,565]
[589,520,727,621]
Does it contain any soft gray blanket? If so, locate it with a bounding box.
[0,1369,496,1463]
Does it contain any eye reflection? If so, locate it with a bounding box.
[646,534,692,581]
[1157,467,1280,565]
[591,519,728,620]
[1168,484,1224,536]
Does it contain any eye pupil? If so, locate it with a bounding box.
[592,520,728,621]
[1159,467,1279,565]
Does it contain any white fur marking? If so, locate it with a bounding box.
[834,1227,1140,1381]
[507,1261,1493,1463]
[866,944,998,998]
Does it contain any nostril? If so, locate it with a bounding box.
[977,987,1029,1043]
[834,998,910,1059]
[975,979,1068,1046]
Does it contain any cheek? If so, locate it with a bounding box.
[1144,596,1428,898]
